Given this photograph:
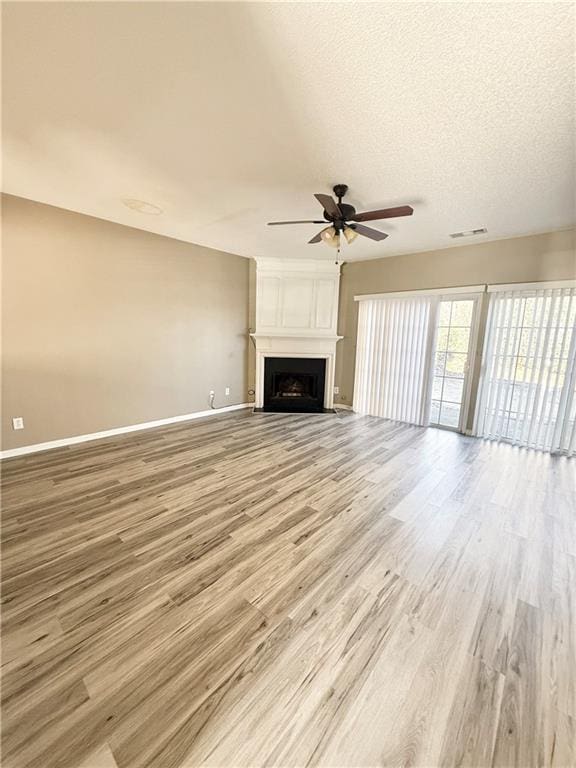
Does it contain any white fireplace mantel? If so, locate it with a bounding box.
[251,258,342,409]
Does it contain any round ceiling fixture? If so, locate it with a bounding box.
[122,198,163,215]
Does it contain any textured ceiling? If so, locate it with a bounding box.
[3,2,574,262]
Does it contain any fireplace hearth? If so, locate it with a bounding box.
[263,357,326,413]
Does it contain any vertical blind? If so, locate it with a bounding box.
[353,296,436,425]
[474,286,576,455]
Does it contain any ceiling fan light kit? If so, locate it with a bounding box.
[267,183,414,248]
[320,226,340,248]
[343,226,358,244]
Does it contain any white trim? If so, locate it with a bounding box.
[255,257,340,275]
[335,403,353,410]
[459,295,483,433]
[0,403,251,460]
[251,333,341,409]
[250,333,342,341]
[354,285,486,301]
[487,280,576,293]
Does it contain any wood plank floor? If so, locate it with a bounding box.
[1,410,575,768]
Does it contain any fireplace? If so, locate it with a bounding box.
[263,357,326,413]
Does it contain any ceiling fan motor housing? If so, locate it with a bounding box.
[323,202,356,226]
[321,184,355,227]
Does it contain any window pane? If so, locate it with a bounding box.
[509,299,524,327]
[447,327,470,353]
[438,302,452,326]
[442,377,464,404]
[445,352,467,377]
[451,301,473,326]
[568,301,576,327]
[511,384,524,412]
[553,328,573,359]
[439,402,460,428]
[432,376,443,399]
[550,357,567,377]
[436,327,449,351]
[518,327,536,357]
[513,357,528,382]
[503,328,521,357]
[430,400,441,423]
[523,297,537,327]
[434,352,447,375]
[504,415,518,439]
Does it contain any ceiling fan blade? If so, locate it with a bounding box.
[314,193,341,219]
[352,224,389,241]
[308,230,324,244]
[352,205,414,222]
[268,220,325,225]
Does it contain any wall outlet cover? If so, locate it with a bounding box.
[12,417,24,430]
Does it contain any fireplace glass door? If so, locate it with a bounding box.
[263,357,326,412]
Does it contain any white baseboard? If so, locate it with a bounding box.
[0,403,251,460]
[335,403,354,411]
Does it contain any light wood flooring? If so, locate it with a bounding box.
[1,410,575,768]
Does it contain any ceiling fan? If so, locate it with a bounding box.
[267,184,413,248]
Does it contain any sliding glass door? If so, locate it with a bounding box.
[474,284,576,455]
[429,297,479,431]
[353,281,575,453]
[353,290,481,431]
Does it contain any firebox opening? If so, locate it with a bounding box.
[263,357,326,413]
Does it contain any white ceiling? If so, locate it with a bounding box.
[3,2,574,262]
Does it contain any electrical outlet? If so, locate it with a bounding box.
[12,417,24,430]
[334,386,339,395]
[225,387,230,396]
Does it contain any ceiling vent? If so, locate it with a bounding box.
[449,228,487,239]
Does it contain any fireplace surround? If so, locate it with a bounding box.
[250,258,342,411]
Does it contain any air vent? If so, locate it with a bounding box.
[449,228,487,239]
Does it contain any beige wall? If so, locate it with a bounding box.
[335,229,576,422]
[1,195,249,450]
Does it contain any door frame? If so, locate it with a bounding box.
[431,292,484,434]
